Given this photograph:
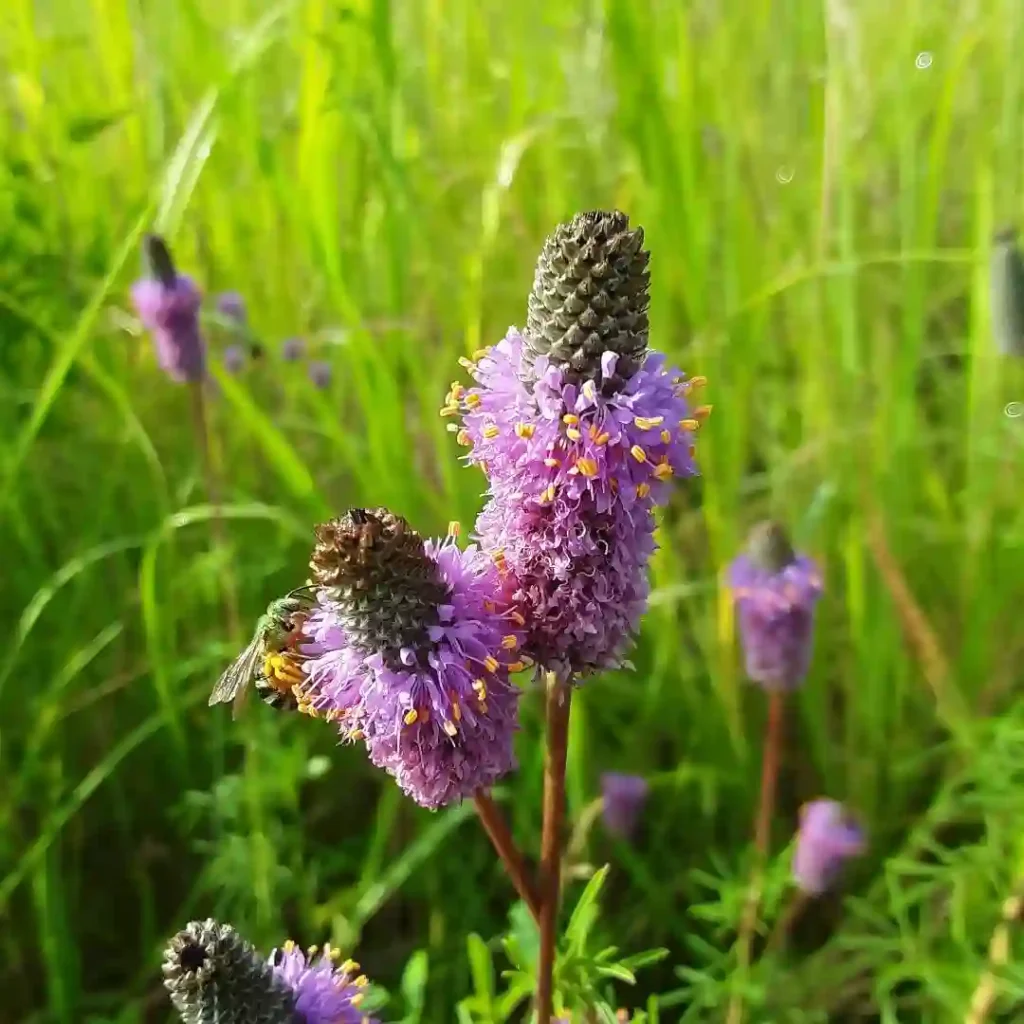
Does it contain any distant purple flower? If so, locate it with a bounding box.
[601,772,649,839]
[729,521,823,690]
[216,290,247,326]
[308,360,332,389]
[270,942,376,1024]
[302,511,522,810]
[793,799,865,895]
[281,336,306,362]
[222,344,247,374]
[131,235,205,383]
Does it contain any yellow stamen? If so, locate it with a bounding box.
[450,382,465,400]
[687,375,708,390]
[595,431,610,445]
[349,729,365,740]
[563,413,579,425]
[284,940,296,953]
[446,423,459,433]
[637,482,651,498]
[308,945,319,957]
[509,610,525,625]
[541,484,557,502]
[660,429,671,444]
[576,457,599,477]
[653,462,674,481]
[679,418,699,431]
[456,429,471,446]
[447,520,461,538]
[443,720,458,736]
[566,427,582,441]
[501,635,519,650]
[482,424,500,439]
[472,678,487,694]
[543,457,561,468]
[451,698,461,722]
[507,661,525,673]
[458,357,475,370]
[634,415,664,430]
[472,348,489,360]
[694,404,713,420]
[351,993,364,1007]
[404,708,419,725]
[492,550,507,571]
[465,393,481,409]
[630,445,648,463]
[582,380,597,401]
[439,405,459,417]
[341,959,360,974]
[484,599,497,612]
[484,655,499,673]
[515,422,535,439]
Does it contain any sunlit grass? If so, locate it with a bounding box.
[2,0,1024,1019]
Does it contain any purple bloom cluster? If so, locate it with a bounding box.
[729,527,823,690]
[446,329,708,678]
[792,799,865,895]
[216,290,248,325]
[301,538,523,809]
[600,772,649,840]
[270,942,377,1024]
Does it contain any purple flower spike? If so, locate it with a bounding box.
[793,799,865,895]
[601,772,649,839]
[216,290,247,325]
[302,509,522,810]
[281,336,306,362]
[309,360,332,389]
[222,344,247,374]
[131,235,205,383]
[728,521,823,690]
[270,941,378,1024]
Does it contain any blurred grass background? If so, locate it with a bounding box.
[3,0,1024,1020]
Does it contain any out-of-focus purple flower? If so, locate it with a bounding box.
[309,360,332,389]
[728,521,823,690]
[601,772,649,839]
[301,509,522,810]
[444,212,708,679]
[281,336,306,362]
[222,344,247,374]
[216,290,247,326]
[131,234,205,383]
[792,799,865,895]
[269,942,376,1024]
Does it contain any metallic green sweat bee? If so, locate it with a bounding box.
[208,587,317,719]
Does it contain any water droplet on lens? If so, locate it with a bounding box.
[915,51,932,69]
[775,166,794,184]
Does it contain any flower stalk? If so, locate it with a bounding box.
[473,789,542,922]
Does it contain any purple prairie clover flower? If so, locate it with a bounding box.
[728,520,823,691]
[162,919,378,1024]
[131,234,206,383]
[281,335,306,362]
[309,360,332,389]
[793,799,865,895]
[215,290,247,326]
[269,941,376,1024]
[222,343,247,374]
[444,330,707,515]
[601,772,649,840]
[300,509,523,810]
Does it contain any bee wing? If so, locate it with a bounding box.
[208,636,264,708]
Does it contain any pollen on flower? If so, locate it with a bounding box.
[507,660,525,672]
[687,375,708,390]
[576,457,599,477]
[447,520,461,538]
[566,427,582,441]
[456,429,471,446]
[473,678,487,696]
[509,610,526,625]
[595,431,611,445]
[501,635,519,650]
[637,482,651,498]
[451,696,461,721]
[679,418,700,431]
[482,423,500,439]
[450,382,465,400]
[634,415,664,430]
[440,404,459,417]
[465,393,481,408]
[544,457,561,467]
[660,429,671,443]
[630,445,648,463]
[540,484,557,502]
[653,462,674,481]
[458,357,475,370]
[472,348,489,360]
[483,655,499,673]
[563,413,580,425]
[694,404,713,420]
[515,422,535,438]
[443,720,458,736]
[403,708,418,725]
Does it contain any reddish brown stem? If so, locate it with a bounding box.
[535,672,572,1024]
[473,790,542,923]
[726,689,786,1024]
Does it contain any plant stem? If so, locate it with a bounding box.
[535,671,572,1024]
[189,380,241,645]
[473,789,542,922]
[965,883,1024,1024]
[726,689,785,1024]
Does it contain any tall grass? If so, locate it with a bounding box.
[1,0,1023,1020]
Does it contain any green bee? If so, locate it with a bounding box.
[208,587,317,718]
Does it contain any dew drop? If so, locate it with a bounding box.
[775,165,795,184]
[915,51,932,69]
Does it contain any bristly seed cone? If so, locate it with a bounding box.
[162,919,296,1024]
[310,508,452,668]
[523,209,650,390]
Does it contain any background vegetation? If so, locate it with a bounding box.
[2,0,1024,1020]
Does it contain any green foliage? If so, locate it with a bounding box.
[2,0,1024,1020]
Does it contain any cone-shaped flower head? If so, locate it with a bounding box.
[524,210,650,387]
[131,234,206,383]
[728,521,823,690]
[792,799,865,895]
[302,510,522,809]
[162,918,296,1024]
[444,211,708,678]
[600,772,649,840]
[990,226,1024,358]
